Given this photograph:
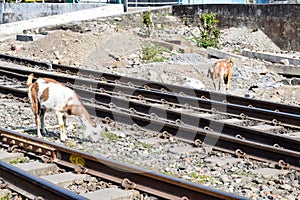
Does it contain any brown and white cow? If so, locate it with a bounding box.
[207,58,234,92]
[26,73,97,141]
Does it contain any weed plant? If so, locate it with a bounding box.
[193,13,221,48]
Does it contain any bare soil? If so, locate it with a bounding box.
[0,13,299,106]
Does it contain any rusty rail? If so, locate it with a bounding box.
[0,160,87,200]
[1,79,300,168]
[0,53,299,116]
[0,128,247,200]
[0,65,299,129]
[1,80,300,153]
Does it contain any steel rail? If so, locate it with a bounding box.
[0,65,299,128]
[85,103,300,168]
[0,70,299,166]
[0,160,87,200]
[0,83,300,168]
[1,81,300,154]
[49,63,300,115]
[74,86,300,152]
[0,128,247,200]
[1,84,300,168]
[0,53,299,115]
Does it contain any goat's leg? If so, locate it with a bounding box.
[218,77,223,91]
[34,113,42,138]
[32,104,42,137]
[226,71,233,92]
[211,78,217,91]
[40,108,46,134]
[30,97,42,137]
[56,111,67,141]
[63,114,67,127]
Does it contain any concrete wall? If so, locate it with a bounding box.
[0,3,103,24]
[180,0,247,4]
[172,4,300,51]
[127,0,247,6]
[0,5,124,40]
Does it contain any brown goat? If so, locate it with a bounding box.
[207,58,234,92]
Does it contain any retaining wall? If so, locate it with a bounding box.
[0,5,124,40]
[172,4,300,51]
[0,3,102,24]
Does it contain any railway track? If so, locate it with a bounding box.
[0,56,300,199]
[1,53,299,116]
[0,127,246,200]
[0,54,299,169]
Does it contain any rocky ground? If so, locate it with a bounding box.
[0,13,299,106]
[1,95,299,200]
[0,11,300,200]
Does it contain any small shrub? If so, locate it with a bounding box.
[141,43,170,63]
[142,11,154,37]
[162,171,174,176]
[101,132,118,142]
[142,11,153,28]
[187,171,214,184]
[1,194,10,200]
[198,174,214,184]
[194,12,221,48]
[134,141,151,149]
[10,157,29,165]
[252,27,259,32]
[234,47,241,53]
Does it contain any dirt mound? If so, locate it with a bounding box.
[220,27,281,52]
[0,13,298,105]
